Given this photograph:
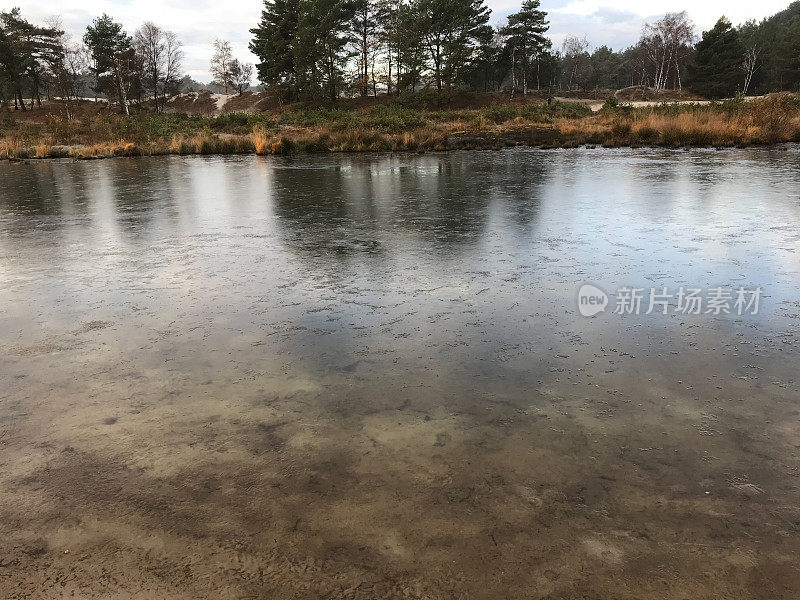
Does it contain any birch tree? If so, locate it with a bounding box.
[210,38,235,93]
[639,12,694,91]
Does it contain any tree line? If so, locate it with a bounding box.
[0,9,189,115]
[3,0,800,117]
[249,0,800,100]
[0,8,258,116]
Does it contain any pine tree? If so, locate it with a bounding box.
[741,1,800,93]
[688,17,744,98]
[352,0,389,96]
[1,9,62,110]
[0,10,32,110]
[502,0,549,94]
[84,14,135,113]
[772,17,800,91]
[394,0,427,93]
[294,0,355,101]
[415,0,491,94]
[249,0,299,98]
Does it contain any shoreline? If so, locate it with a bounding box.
[3,93,799,161]
[2,130,797,163]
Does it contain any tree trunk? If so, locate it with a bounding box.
[362,25,368,97]
[435,45,442,95]
[115,61,130,116]
[387,51,393,96]
[522,43,528,96]
[510,47,516,96]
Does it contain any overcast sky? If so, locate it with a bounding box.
[3,0,793,81]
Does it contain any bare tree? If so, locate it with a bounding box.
[46,20,88,119]
[230,59,253,95]
[639,12,694,91]
[134,23,183,111]
[112,48,138,115]
[562,35,589,90]
[739,20,761,96]
[163,30,183,100]
[134,22,165,111]
[210,39,234,94]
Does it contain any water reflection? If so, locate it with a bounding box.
[2,149,800,598]
[1,148,799,387]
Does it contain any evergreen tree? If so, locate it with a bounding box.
[501,0,549,94]
[743,1,800,93]
[586,46,625,90]
[294,0,355,101]
[379,0,402,95]
[415,0,491,94]
[352,0,389,96]
[467,26,504,92]
[249,0,299,98]
[84,14,136,113]
[0,9,62,110]
[687,17,744,98]
[394,0,427,93]
[0,10,29,109]
[772,17,800,90]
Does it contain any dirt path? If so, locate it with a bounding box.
[575,96,761,112]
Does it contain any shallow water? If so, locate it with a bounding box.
[1,149,799,599]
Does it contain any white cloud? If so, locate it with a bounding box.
[552,0,788,25]
[7,0,262,80]
[545,0,791,48]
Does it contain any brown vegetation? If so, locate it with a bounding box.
[1,93,798,161]
[564,94,800,147]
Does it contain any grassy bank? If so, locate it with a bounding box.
[1,93,799,160]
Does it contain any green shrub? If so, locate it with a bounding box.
[393,89,476,109]
[719,94,748,115]
[362,105,425,132]
[481,104,518,124]
[520,101,592,122]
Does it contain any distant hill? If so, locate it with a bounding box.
[177,76,257,95]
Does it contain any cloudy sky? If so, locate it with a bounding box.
[4,0,793,81]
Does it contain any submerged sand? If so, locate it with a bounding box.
[1,150,799,599]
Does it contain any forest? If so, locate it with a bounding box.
[1,1,800,159]
[249,0,800,100]
[2,0,800,112]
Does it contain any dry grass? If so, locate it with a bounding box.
[0,139,25,159]
[558,94,800,147]
[252,126,270,155]
[34,143,51,158]
[2,94,798,160]
[248,125,447,155]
